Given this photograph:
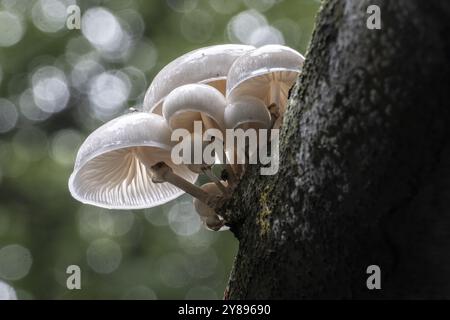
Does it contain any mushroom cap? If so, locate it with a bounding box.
[143,44,255,114]
[162,84,226,132]
[68,112,197,210]
[193,182,229,231]
[193,181,228,217]
[226,45,305,106]
[224,96,272,130]
[201,215,226,231]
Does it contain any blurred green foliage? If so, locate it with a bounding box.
[0,0,319,299]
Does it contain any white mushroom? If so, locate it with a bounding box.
[224,96,272,131]
[163,84,225,133]
[193,182,229,231]
[226,44,305,127]
[163,83,237,189]
[68,112,216,209]
[224,96,272,168]
[143,44,255,115]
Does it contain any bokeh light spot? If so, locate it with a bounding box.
[0,244,33,281]
[86,238,122,274]
[99,211,135,237]
[180,9,214,44]
[0,280,17,300]
[168,199,201,236]
[50,129,83,166]
[144,207,168,227]
[19,89,52,122]
[31,66,70,114]
[227,9,267,45]
[70,58,105,94]
[249,25,285,47]
[81,7,131,60]
[0,98,19,133]
[127,40,158,73]
[88,71,131,119]
[0,11,25,47]
[273,18,302,47]
[31,0,69,33]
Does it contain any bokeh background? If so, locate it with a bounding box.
[0,0,319,299]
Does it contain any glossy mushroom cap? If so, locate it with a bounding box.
[69,112,197,209]
[224,96,272,130]
[143,44,255,114]
[162,84,226,133]
[226,44,305,110]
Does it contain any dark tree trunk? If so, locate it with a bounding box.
[220,0,450,299]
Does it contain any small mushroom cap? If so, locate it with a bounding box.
[193,181,227,217]
[68,112,197,209]
[143,44,255,114]
[163,84,226,132]
[226,45,305,106]
[201,215,226,231]
[193,182,229,231]
[224,96,272,130]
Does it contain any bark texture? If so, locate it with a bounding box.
[220,0,450,299]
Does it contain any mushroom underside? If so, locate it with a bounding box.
[169,111,224,133]
[228,71,298,109]
[70,147,197,209]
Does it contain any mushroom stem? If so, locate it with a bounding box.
[202,168,229,196]
[211,135,238,184]
[270,79,281,110]
[222,148,238,183]
[135,147,212,203]
[217,141,237,183]
[269,80,282,128]
[200,113,215,132]
[223,144,240,180]
[225,162,238,182]
[272,114,283,129]
[150,162,211,204]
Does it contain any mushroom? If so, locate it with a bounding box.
[163,83,237,188]
[69,112,216,209]
[163,83,226,134]
[226,44,305,128]
[143,44,255,115]
[224,95,272,167]
[224,96,272,131]
[178,132,230,197]
[193,182,229,231]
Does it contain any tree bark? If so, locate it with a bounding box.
[220,0,450,299]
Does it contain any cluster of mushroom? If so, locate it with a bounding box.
[69,44,304,231]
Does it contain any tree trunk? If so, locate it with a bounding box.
[220,0,450,299]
